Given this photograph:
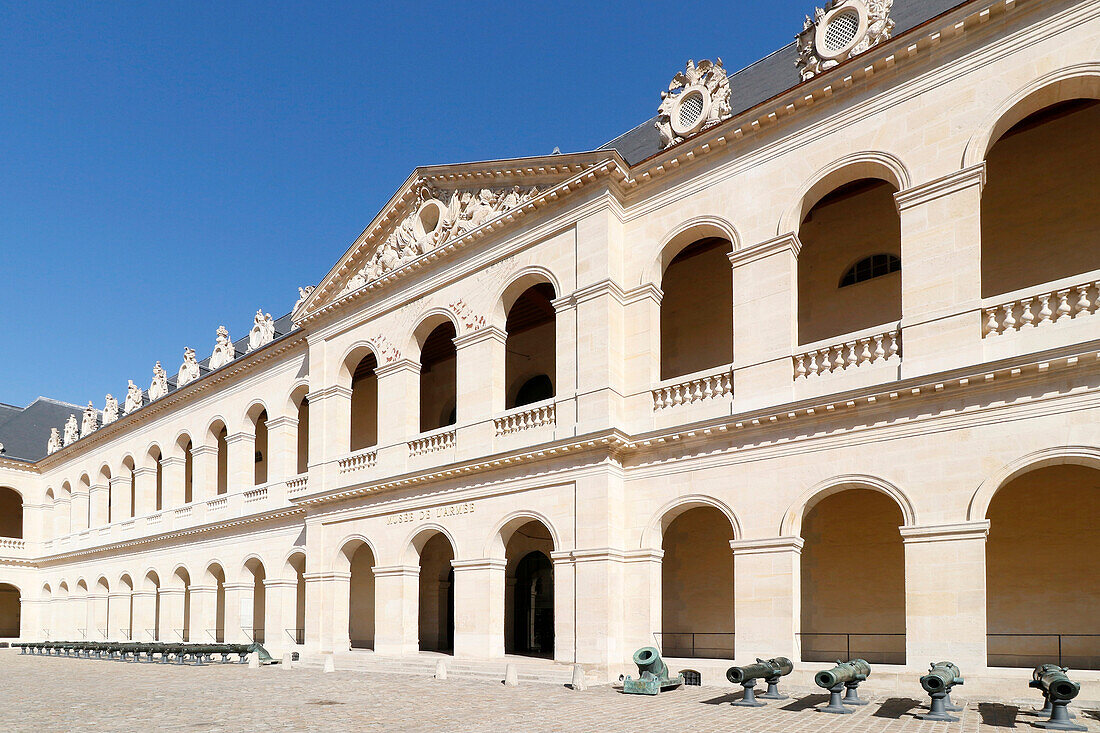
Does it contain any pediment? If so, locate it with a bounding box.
[296,153,624,321]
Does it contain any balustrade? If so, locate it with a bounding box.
[983,278,1099,337]
[652,367,732,410]
[337,448,377,474]
[794,326,901,380]
[286,475,308,497]
[494,402,555,435]
[408,429,456,456]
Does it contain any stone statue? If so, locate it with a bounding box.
[177,347,200,387]
[209,325,235,370]
[123,380,144,415]
[247,310,276,353]
[148,361,169,401]
[81,401,98,437]
[102,394,119,425]
[47,427,62,455]
[294,285,315,312]
[63,414,79,446]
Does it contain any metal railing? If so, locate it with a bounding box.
[144,629,158,641]
[797,632,906,665]
[652,632,735,659]
[242,628,265,644]
[118,629,132,640]
[286,628,305,645]
[206,628,225,643]
[173,628,190,642]
[987,633,1100,670]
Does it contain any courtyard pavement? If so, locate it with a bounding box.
[2,650,1099,732]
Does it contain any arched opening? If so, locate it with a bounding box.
[205,564,227,643]
[504,283,557,409]
[0,583,20,638]
[287,552,306,646]
[350,353,379,452]
[981,99,1100,297]
[149,446,163,512]
[143,572,161,642]
[98,465,112,526]
[986,463,1100,669]
[39,584,52,638]
[56,582,70,639]
[171,568,191,642]
[342,541,375,650]
[800,488,905,664]
[43,489,55,540]
[93,577,109,641]
[798,179,902,345]
[78,474,91,529]
[177,436,193,505]
[118,574,134,641]
[419,321,458,432]
[417,532,455,652]
[0,487,23,538]
[122,457,136,519]
[504,520,555,657]
[59,482,72,536]
[660,237,734,380]
[244,558,266,644]
[249,408,269,485]
[208,421,229,495]
[74,580,89,639]
[660,507,735,658]
[294,392,309,473]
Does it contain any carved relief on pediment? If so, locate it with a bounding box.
[338,182,540,298]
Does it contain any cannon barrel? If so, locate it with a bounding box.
[1031,664,1081,702]
[632,647,669,679]
[921,661,963,694]
[815,658,871,689]
[726,657,794,685]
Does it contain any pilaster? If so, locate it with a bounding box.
[451,558,506,659]
[70,490,90,532]
[265,416,299,485]
[263,578,300,656]
[158,588,187,642]
[107,591,132,640]
[160,456,187,510]
[133,466,157,517]
[222,581,253,644]
[225,433,256,496]
[88,483,110,528]
[454,327,506,461]
[730,536,804,661]
[190,445,219,503]
[372,565,420,656]
[131,590,158,641]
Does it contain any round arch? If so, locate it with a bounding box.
[778,151,912,236]
[282,547,307,578]
[641,494,743,549]
[333,534,379,572]
[141,442,163,469]
[202,560,228,585]
[645,216,740,287]
[968,445,1100,522]
[401,524,459,566]
[407,308,462,359]
[94,576,110,593]
[286,379,311,414]
[780,474,917,537]
[238,553,268,582]
[140,570,161,591]
[337,341,381,386]
[203,417,229,446]
[491,266,564,329]
[167,564,192,589]
[117,573,135,591]
[963,63,1100,168]
[484,511,563,559]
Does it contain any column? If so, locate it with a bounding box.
[133,466,157,516]
[55,496,71,537]
[188,585,217,643]
[894,164,986,377]
[225,434,255,495]
[131,590,158,641]
[70,490,90,532]
[88,483,109,527]
[617,284,661,405]
[303,572,327,651]
[372,565,419,656]
[107,591,131,640]
[264,416,299,484]
[49,598,66,639]
[86,593,108,640]
[454,327,506,461]
[222,582,253,643]
[71,596,89,639]
[19,597,38,641]
[109,476,131,523]
[304,385,351,491]
[729,234,799,412]
[160,456,186,509]
[621,549,662,659]
[159,588,186,642]
[263,578,299,655]
[570,282,626,432]
[901,521,990,670]
[190,445,219,503]
[451,558,506,659]
[571,549,626,670]
[325,572,352,653]
[551,296,579,435]
[730,537,804,661]
[374,361,420,474]
[550,551,577,665]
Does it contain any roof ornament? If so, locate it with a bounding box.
[102,394,119,425]
[46,427,61,455]
[247,310,276,353]
[81,401,99,438]
[149,361,169,401]
[796,0,895,81]
[209,325,236,370]
[62,414,79,447]
[177,347,200,388]
[293,285,315,314]
[123,380,144,415]
[656,59,733,150]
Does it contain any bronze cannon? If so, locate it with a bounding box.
[917,661,964,722]
[622,647,684,695]
[1029,664,1086,731]
[725,657,794,706]
[814,658,871,714]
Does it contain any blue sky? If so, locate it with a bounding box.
[1,0,809,408]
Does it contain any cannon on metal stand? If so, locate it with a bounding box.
[1028,664,1086,731]
[814,659,871,714]
[622,647,684,695]
[917,661,964,722]
[725,657,794,706]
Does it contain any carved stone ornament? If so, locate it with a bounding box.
[63,414,79,447]
[340,183,539,297]
[209,325,236,370]
[177,347,200,388]
[247,310,276,353]
[47,427,62,455]
[656,59,733,149]
[81,401,98,437]
[450,300,487,332]
[149,361,169,401]
[123,379,144,415]
[796,0,894,81]
[294,285,314,312]
[102,394,119,425]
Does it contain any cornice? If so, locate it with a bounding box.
[453,326,507,349]
[899,520,991,543]
[729,537,805,556]
[729,233,801,268]
[894,163,987,211]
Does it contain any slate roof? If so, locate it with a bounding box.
[0,398,85,464]
[601,0,969,165]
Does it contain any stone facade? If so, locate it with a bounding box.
[0,0,1098,692]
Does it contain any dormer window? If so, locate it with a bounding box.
[839,253,900,288]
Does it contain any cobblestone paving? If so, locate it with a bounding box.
[3,651,1099,732]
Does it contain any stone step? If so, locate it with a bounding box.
[296,654,583,685]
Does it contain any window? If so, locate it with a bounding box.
[839,254,900,288]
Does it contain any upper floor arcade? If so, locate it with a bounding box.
[2,0,1097,553]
